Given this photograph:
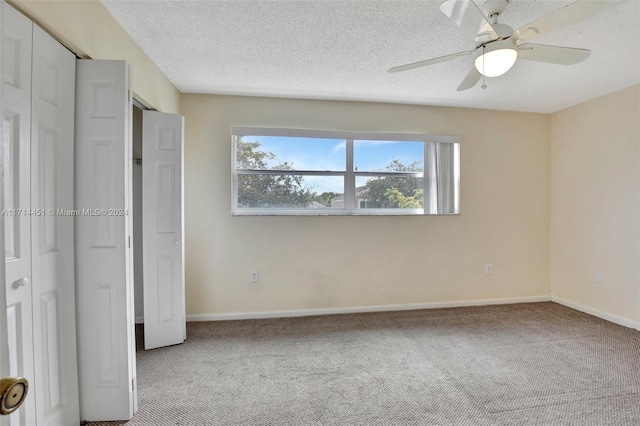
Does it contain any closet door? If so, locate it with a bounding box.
[1,6,36,425]
[30,24,79,425]
[142,111,185,350]
[0,4,7,426]
[75,59,136,421]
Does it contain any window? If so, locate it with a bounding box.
[232,128,459,215]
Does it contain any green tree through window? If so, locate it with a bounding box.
[360,160,424,208]
[236,137,314,208]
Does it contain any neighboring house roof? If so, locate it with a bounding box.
[330,186,367,202]
[308,201,327,209]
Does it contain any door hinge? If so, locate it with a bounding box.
[128,90,131,101]
[132,378,134,391]
[128,236,131,248]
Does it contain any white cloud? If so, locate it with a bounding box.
[331,141,346,153]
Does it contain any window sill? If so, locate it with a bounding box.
[231,208,460,216]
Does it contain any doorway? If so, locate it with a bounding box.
[132,104,145,328]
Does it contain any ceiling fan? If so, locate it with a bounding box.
[388,0,629,91]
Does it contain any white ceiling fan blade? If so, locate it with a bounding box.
[388,51,472,73]
[515,0,629,41]
[518,43,591,65]
[440,0,497,38]
[457,66,481,91]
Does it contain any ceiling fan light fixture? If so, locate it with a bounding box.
[475,47,517,77]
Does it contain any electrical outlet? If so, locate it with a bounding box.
[485,264,493,275]
[250,270,259,283]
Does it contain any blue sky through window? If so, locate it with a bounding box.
[251,136,345,171]
[242,135,423,194]
[353,140,423,172]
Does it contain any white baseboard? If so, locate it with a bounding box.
[186,295,551,322]
[135,315,144,324]
[551,296,640,330]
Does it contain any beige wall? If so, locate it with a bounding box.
[182,94,551,316]
[550,84,640,323]
[10,0,180,113]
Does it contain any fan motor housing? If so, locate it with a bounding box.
[473,38,517,61]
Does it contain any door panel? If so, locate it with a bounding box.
[75,59,136,421]
[0,1,6,422]
[1,5,35,425]
[30,24,79,426]
[142,111,185,350]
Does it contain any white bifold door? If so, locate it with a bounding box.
[2,7,35,425]
[75,59,184,421]
[142,111,185,350]
[30,23,79,426]
[2,3,80,425]
[75,59,137,422]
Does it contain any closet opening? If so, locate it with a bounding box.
[132,102,145,332]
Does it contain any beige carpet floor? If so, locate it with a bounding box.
[85,302,640,425]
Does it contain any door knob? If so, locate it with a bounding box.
[0,377,28,415]
[12,277,29,290]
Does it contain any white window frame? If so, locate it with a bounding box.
[231,127,459,216]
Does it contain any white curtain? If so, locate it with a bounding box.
[425,142,459,214]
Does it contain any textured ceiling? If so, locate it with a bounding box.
[103,0,640,113]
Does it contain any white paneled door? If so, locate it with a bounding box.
[2,6,35,425]
[2,4,79,425]
[75,65,186,419]
[75,59,137,422]
[30,24,79,426]
[0,2,6,424]
[142,111,185,350]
